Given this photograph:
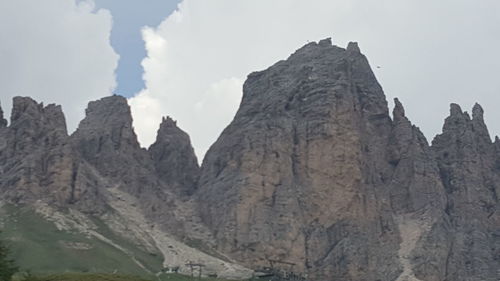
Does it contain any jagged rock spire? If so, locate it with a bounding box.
[70,95,149,197]
[9,96,68,145]
[431,102,499,280]
[149,116,200,196]
[472,102,484,120]
[471,102,491,142]
[440,103,469,136]
[392,98,406,122]
[346,41,361,53]
[0,96,107,212]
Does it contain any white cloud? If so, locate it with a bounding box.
[131,0,500,159]
[0,0,118,131]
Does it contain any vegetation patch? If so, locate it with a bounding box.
[0,204,162,276]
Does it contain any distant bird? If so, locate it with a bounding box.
[376,66,381,69]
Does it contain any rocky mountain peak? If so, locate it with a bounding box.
[472,102,484,120]
[346,41,361,53]
[10,96,67,135]
[431,102,499,280]
[449,102,464,117]
[161,116,177,127]
[0,97,89,209]
[69,95,152,199]
[196,39,400,280]
[471,102,491,143]
[392,97,406,121]
[440,103,470,135]
[10,96,41,122]
[439,102,491,146]
[196,38,500,281]
[149,116,200,196]
[72,95,139,157]
[155,116,183,138]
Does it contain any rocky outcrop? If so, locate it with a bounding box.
[0,97,72,202]
[430,103,500,281]
[0,95,204,230]
[71,95,145,191]
[69,95,216,246]
[0,95,247,278]
[387,99,449,281]
[0,97,107,212]
[70,96,188,235]
[197,39,400,280]
[149,116,200,196]
[195,39,500,281]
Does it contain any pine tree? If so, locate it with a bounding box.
[0,233,17,281]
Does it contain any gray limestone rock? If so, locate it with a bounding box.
[195,40,500,281]
[0,97,106,212]
[430,103,500,281]
[197,40,403,280]
[70,95,204,238]
[149,116,200,196]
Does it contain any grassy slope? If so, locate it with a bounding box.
[0,204,163,276]
[22,273,235,281]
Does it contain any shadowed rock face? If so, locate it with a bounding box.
[149,116,200,196]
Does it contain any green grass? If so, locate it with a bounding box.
[0,204,163,276]
[19,273,149,281]
[157,273,236,281]
[0,205,239,281]
[90,216,163,272]
[16,273,236,281]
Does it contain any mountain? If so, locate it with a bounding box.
[0,96,252,279]
[194,39,499,280]
[1,39,499,281]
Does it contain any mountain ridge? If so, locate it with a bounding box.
[1,39,499,281]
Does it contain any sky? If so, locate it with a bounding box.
[91,0,180,96]
[1,0,500,160]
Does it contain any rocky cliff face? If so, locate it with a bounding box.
[197,39,399,280]
[0,97,92,208]
[1,39,499,281]
[149,116,200,196]
[195,39,499,281]
[0,95,249,278]
[430,104,500,281]
[70,96,204,235]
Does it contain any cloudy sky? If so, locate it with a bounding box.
[1,0,499,160]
